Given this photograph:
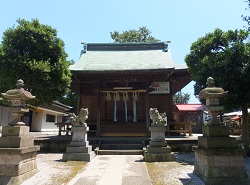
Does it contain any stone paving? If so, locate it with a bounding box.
[68,155,152,185]
[19,152,250,185]
[1,131,250,184]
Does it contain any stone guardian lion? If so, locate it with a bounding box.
[69,108,88,126]
[149,108,167,127]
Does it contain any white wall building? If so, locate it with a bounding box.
[0,101,72,133]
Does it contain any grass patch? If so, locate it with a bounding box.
[50,160,87,185]
[146,162,166,185]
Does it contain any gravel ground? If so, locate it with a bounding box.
[147,153,205,185]
[21,152,250,185]
[21,153,86,185]
[147,152,250,185]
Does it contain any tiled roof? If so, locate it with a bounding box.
[175,104,204,112]
[69,42,187,73]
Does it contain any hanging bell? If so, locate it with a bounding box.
[123,92,129,101]
[114,92,121,101]
[133,92,139,101]
[104,92,111,101]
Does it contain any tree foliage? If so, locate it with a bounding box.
[242,0,250,31]
[110,26,160,43]
[56,89,77,113]
[173,91,190,104]
[185,28,250,155]
[0,19,72,106]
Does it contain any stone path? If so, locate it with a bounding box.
[68,155,152,185]
[19,152,250,185]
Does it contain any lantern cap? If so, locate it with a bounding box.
[1,79,35,101]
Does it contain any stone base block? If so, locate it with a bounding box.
[198,136,237,149]
[146,146,171,153]
[0,136,34,148]
[0,168,38,185]
[144,152,174,162]
[149,141,168,147]
[62,151,96,162]
[149,126,166,142]
[194,165,249,185]
[66,146,92,153]
[70,141,89,147]
[72,126,88,142]
[193,147,249,185]
[2,126,30,137]
[0,146,40,176]
[199,176,249,185]
[202,125,229,137]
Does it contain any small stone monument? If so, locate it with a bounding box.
[0,79,40,185]
[144,108,174,162]
[193,77,249,185]
[62,108,96,162]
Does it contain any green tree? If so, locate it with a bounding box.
[173,91,190,104]
[56,89,77,113]
[110,26,160,43]
[242,0,250,31]
[0,19,72,106]
[185,28,250,155]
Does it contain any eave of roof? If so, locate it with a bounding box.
[70,42,187,74]
[39,101,72,113]
[175,104,204,112]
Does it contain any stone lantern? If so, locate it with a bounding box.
[192,77,249,185]
[1,79,35,126]
[199,77,228,125]
[0,79,40,185]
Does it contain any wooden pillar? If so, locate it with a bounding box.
[76,85,81,114]
[96,85,101,136]
[169,82,175,121]
[145,90,150,130]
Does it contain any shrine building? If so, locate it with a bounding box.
[69,42,191,136]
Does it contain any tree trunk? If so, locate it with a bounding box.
[241,104,249,157]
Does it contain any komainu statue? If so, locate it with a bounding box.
[149,108,167,127]
[69,108,88,126]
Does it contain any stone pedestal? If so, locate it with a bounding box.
[144,126,173,162]
[0,125,40,185]
[193,125,249,185]
[63,125,95,162]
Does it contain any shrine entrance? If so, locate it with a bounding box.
[70,42,191,137]
[100,89,149,136]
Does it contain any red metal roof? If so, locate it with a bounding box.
[175,104,204,112]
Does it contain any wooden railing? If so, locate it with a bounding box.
[55,121,196,136]
[55,122,97,136]
[55,122,72,136]
[166,122,196,136]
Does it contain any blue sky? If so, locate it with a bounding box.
[0,0,248,103]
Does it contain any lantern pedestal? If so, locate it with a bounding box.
[193,125,248,185]
[0,125,40,185]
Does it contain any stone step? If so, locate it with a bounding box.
[96,150,143,155]
[100,144,142,150]
[101,139,143,144]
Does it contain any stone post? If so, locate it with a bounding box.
[0,79,40,185]
[193,77,249,185]
[62,108,95,162]
[144,108,173,162]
